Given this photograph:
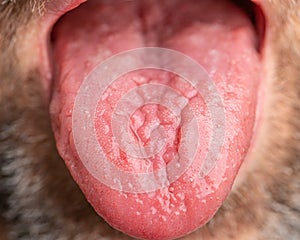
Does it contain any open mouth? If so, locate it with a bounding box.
[42,0,266,239]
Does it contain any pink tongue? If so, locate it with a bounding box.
[50,0,261,239]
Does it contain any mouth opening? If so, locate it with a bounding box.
[50,0,266,55]
[47,1,266,240]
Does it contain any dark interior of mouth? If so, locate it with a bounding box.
[49,0,264,239]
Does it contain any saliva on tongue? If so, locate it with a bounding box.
[49,0,261,239]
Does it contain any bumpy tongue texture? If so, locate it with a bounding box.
[50,0,261,239]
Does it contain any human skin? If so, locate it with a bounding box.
[0,0,299,240]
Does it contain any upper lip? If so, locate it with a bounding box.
[45,0,87,23]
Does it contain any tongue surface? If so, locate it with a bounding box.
[50,0,261,239]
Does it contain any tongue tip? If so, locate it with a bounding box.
[68,156,232,240]
[90,189,226,240]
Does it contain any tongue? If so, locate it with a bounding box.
[50,0,261,239]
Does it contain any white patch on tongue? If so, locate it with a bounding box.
[49,1,262,239]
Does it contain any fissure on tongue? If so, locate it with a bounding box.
[50,0,261,239]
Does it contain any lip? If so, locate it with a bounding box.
[35,0,87,98]
[45,0,87,20]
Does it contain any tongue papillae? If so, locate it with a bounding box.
[50,0,261,239]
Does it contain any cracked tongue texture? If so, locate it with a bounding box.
[50,0,262,239]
